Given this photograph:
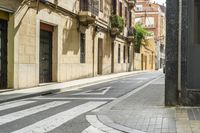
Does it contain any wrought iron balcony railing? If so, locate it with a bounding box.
[80,0,99,16]
[127,27,135,37]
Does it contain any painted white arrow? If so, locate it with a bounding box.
[73,86,111,95]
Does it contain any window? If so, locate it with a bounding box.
[123,45,126,63]
[100,0,103,12]
[127,46,130,63]
[125,7,128,26]
[129,11,132,28]
[112,0,117,14]
[119,2,122,17]
[145,17,154,28]
[135,5,143,11]
[80,33,85,63]
[135,18,143,24]
[118,44,121,63]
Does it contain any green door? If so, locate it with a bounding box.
[0,19,7,89]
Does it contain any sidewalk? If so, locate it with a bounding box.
[97,76,200,133]
[0,71,146,104]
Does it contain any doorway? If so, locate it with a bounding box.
[0,19,7,89]
[145,55,147,70]
[39,23,53,83]
[111,42,114,73]
[141,54,144,70]
[98,38,103,75]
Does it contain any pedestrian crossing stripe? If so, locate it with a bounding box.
[0,101,70,126]
[0,101,36,111]
[11,101,106,133]
[31,97,116,100]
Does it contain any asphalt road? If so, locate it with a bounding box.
[0,71,162,133]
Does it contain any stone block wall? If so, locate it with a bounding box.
[165,0,179,106]
[2,0,136,89]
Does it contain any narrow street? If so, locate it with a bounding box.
[2,0,200,133]
[0,71,162,133]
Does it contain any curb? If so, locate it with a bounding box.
[0,71,148,104]
[95,75,163,133]
[97,115,145,133]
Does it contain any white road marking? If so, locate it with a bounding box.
[73,86,111,95]
[82,126,106,133]
[135,78,148,80]
[119,81,133,83]
[137,81,143,84]
[0,101,36,111]
[31,97,116,100]
[11,101,107,133]
[84,115,123,133]
[0,101,69,125]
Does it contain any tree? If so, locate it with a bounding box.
[134,24,150,53]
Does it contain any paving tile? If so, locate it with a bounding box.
[97,78,200,133]
[161,128,169,133]
[193,108,200,120]
[154,128,162,133]
[187,109,195,120]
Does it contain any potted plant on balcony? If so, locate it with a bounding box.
[110,15,124,36]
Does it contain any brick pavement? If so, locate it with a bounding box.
[97,76,200,133]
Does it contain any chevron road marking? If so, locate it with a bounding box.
[73,86,111,95]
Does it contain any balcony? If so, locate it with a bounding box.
[79,0,99,25]
[110,15,124,36]
[127,27,135,42]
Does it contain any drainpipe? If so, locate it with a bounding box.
[178,0,182,93]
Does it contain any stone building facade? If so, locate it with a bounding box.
[0,0,135,89]
[134,0,165,70]
[134,38,156,71]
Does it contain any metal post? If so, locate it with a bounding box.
[178,0,182,93]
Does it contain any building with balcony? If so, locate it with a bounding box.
[0,0,136,89]
[110,0,135,73]
[134,0,166,70]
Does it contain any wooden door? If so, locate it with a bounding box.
[0,19,7,89]
[39,29,52,83]
[98,39,103,75]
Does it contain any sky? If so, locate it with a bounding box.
[154,0,166,5]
